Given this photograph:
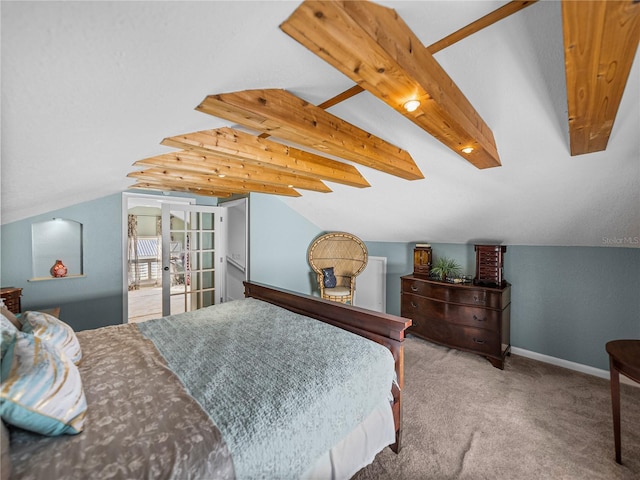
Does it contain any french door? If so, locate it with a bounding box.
[161,204,225,316]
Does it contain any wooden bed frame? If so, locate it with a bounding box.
[244,281,412,452]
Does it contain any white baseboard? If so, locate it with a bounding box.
[511,347,638,388]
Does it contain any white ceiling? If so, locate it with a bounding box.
[2,1,638,247]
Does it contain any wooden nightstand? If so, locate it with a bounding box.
[1,287,22,314]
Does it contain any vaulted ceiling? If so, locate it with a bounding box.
[2,1,639,247]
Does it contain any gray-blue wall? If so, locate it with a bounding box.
[364,242,639,370]
[2,193,638,371]
[249,193,322,294]
[1,193,123,331]
[0,191,217,331]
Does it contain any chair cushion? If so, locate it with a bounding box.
[324,286,350,296]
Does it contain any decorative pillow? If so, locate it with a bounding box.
[0,306,21,329]
[322,267,337,288]
[0,314,18,359]
[0,332,87,436]
[21,311,82,365]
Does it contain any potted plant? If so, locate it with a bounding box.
[431,256,462,282]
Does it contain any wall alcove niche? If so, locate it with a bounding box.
[30,218,84,281]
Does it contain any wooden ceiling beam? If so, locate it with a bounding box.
[318,1,538,109]
[562,0,640,156]
[135,151,332,193]
[280,1,501,169]
[128,169,302,197]
[429,1,538,53]
[129,182,233,198]
[196,89,424,180]
[161,127,370,188]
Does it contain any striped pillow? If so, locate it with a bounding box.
[0,332,87,436]
[21,311,82,365]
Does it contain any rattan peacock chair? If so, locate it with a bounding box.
[307,232,368,304]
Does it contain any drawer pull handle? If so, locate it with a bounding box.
[410,301,418,308]
[473,338,486,345]
[473,315,486,322]
[410,285,418,292]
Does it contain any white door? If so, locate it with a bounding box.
[161,204,225,316]
[223,198,249,301]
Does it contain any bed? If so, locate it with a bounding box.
[1,282,410,479]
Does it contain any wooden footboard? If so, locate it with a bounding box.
[244,281,411,452]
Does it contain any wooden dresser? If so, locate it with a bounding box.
[1,287,23,314]
[401,275,511,369]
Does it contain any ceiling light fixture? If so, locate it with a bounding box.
[403,99,420,112]
[218,174,226,178]
[461,147,474,154]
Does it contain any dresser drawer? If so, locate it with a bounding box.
[401,278,506,309]
[478,251,500,261]
[401,294,500,331]
[408,317,500,356]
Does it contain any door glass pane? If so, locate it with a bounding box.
[202,270,215,289]
[201,212,215,230]
[185,213,192,228]
[202,290,215,307]
[171,212,187,231]
[189,251,200,270]
[202,232,214,250]
[190,290,200,309]
[190,232,200,250]
[170,231,185,250]
[201,251,214,269]
[191,271,201,290]
[170,248,186,287]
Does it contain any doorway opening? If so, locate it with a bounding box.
[127,205,162,322]
[122,193,249,324]
[123,194,195,323]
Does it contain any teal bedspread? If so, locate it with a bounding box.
[137,297,395,479]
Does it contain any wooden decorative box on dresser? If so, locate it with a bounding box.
[401,275,511,369]
[474,244,507,287]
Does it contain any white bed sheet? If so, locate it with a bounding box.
[302,398,396,480]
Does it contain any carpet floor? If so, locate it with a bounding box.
[352,335,640,480]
